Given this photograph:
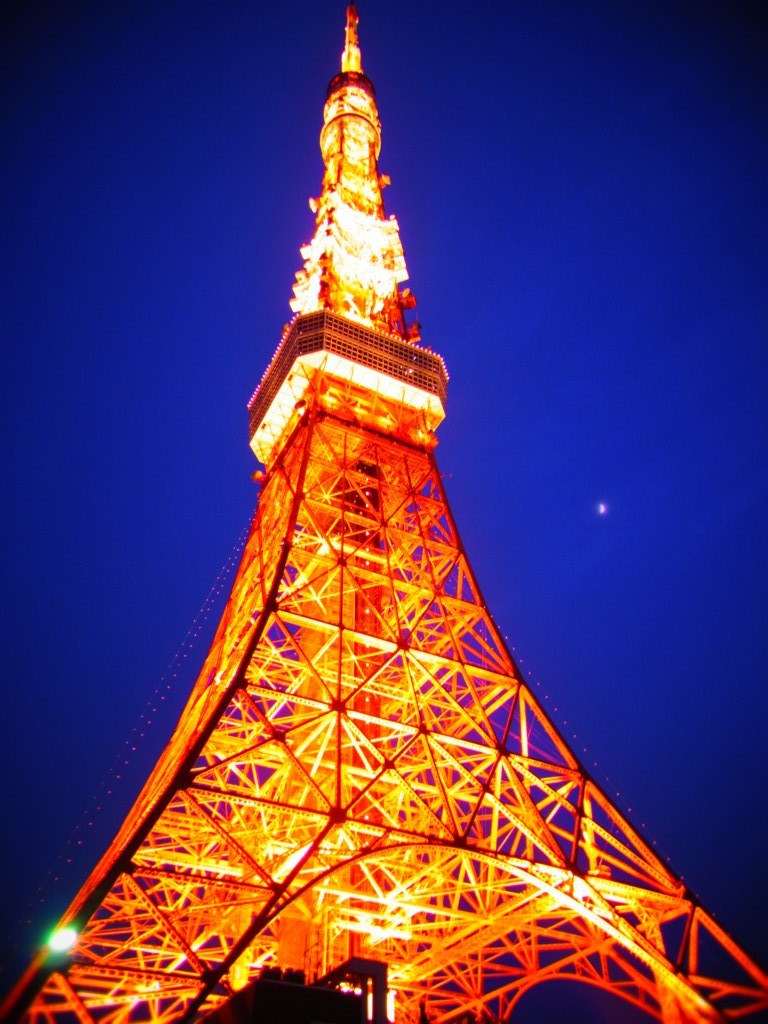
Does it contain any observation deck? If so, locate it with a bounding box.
[248,311,448,464]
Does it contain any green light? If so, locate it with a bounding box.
[48,926,78,952]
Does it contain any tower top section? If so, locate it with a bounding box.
[249,6,447,466]
[289,5,414,340]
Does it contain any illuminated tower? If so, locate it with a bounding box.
[4,7,767,1024]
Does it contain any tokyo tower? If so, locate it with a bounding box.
[4,6,767,1024]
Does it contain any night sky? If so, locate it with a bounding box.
[2,1,767,1020]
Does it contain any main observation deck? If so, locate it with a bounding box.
[248,311,448,463]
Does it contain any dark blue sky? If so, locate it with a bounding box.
[2,1,767,1018]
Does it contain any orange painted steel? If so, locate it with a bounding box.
[5,7,767,1024]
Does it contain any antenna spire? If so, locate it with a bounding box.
[290,3,413,338]
[341,4,362,72]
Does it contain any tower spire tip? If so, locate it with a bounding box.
[342,3,362,73]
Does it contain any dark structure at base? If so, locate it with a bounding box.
[201,958,388,1024]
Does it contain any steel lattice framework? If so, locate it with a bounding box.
[5,7,767,1024]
